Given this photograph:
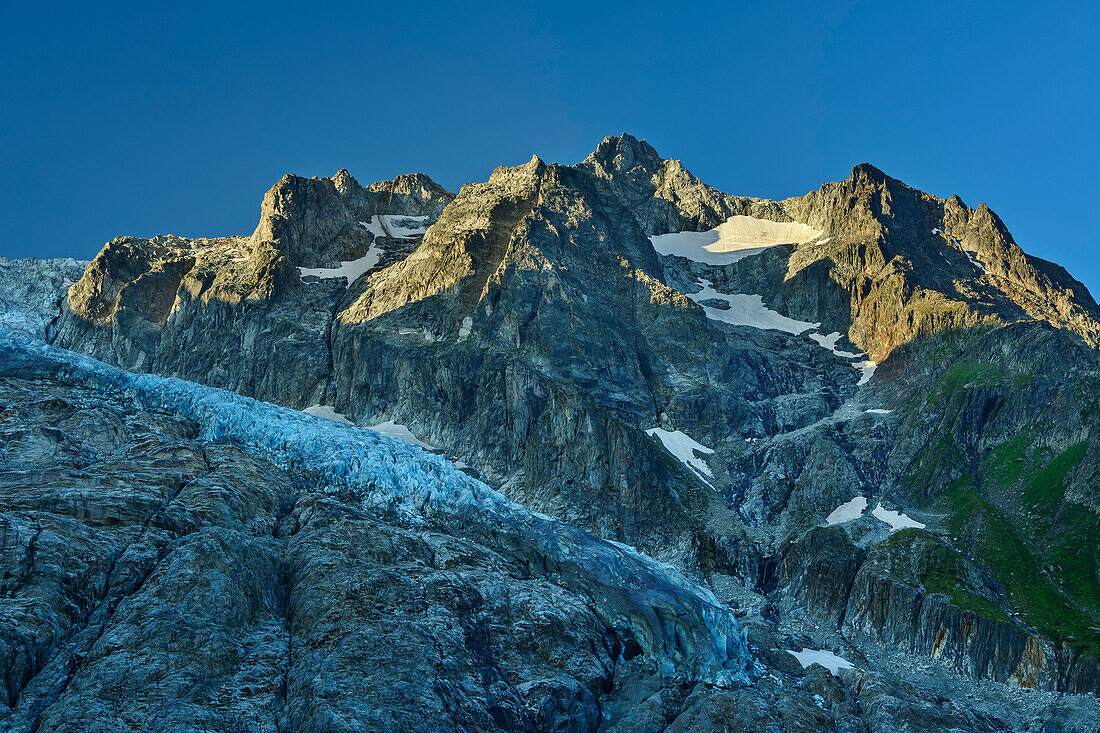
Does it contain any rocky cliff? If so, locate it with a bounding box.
[0,329,1048,733]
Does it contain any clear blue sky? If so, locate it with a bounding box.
[2,1,1097,291]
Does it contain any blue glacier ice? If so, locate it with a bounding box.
[0,327,757,687]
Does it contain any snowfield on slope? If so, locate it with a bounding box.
[365,214,429,239]
[872,502,926,532]
[298,245,382,284]
[297,215,430,285]
[826,496,868,525]
[646,427,715,483]
[688,279,819,335]
[650,215,825,265]
[789,649,855,676]
[649,221,882,386]
[685,278,879,385]
[809,331,862,359]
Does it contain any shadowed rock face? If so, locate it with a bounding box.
[9,134,1100,728]
[0,335,1043,732]
[252,169,452,268]
[330,153,834,553]
[0,331,762,731]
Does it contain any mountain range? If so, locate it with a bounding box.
[1,134,1098,731]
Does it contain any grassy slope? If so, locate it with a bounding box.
[910,348,1100,655]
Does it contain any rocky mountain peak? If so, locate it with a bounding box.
[247,168,452,269]
[374,172,454,201]
[490,153,547,182]
[582,133,664,178]
[776,162,1100,359]
[575,134,769,237]
[338,155,550,327]
[849,162,890,184]
[331,167,359,193]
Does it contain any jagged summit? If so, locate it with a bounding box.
[330,167,361,193]
[578,136,1100,357]
[497,152,547,178]
[779,161,1100,357]
[849,161,890,182]
[583,132,665,174]
[376,171,452,194]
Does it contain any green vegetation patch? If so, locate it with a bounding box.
[879,529,1008,622]
[926,357,1007,406]
[936,462,1100,655]
[905,328,1099,653]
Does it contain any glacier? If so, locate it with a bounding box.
[0,327,758,688]
[0,256,87,339]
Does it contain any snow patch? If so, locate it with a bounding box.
[366,420,436,450]
[943,235,988,274]
[961,248,988,274]
[301,404,353,424]
[297,215,430,286]
[864,408,892,415]
[826,496,868,525]
[457,316,473,340]
[366,214,429,239]
[650,216,824,266]
[808,331,861,359]
[298,244,382,285]
[871,502,926,532]
[646,427,715,482]
[689,279,819,335]
[793,328,878,386]
[855,360,877,385]
[688,280,877,386]
[789,649,854,676]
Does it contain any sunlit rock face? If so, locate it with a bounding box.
[50,171,454,406]
[4,134,1100,730]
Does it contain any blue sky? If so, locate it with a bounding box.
[2,1,1098,291]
